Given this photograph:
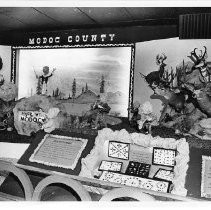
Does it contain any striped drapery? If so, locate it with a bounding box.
[179,13,211,39]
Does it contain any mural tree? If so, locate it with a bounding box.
[54,87,60,98]
[81,87,84,94]
[36,77,42,95]
[85,83,88,92]
[72,78,76,101]
[100,75,105,93]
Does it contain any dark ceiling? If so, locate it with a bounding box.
[0,7,210,33]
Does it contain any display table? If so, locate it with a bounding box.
[0,159,199,201]
[0,125,210,201]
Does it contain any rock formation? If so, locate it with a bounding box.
[13,95,65,136]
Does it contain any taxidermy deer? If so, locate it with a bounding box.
[187,46,211,82]
[191,80,211,117]
[154,87,186,115]
[154,69,186,114]
[139,53,167,90]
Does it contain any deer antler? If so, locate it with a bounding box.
[170,68,176,88]
[187,48,199,64]
[188,46,207,65]
[192,48,199,58]
[162,53,167,62]
[199,75,207,86]
[156,53,167,65]
[159,69,176,89]
[201,46,207,60]
[183,82,196,93]
[156,54,160,65]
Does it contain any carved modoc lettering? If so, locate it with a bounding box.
[20,116,25,121]
[18,111,47,124]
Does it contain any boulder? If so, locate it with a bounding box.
[13,95,65,136]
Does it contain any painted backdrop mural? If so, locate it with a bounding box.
[18,47,132,117]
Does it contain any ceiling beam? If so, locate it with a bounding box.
[123,8,135,20]
[76,7,100,25]
[32,7,62,24]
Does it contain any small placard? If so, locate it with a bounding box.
[100,171,170,193]
[153,169,174,182]
[129,145,152,164]
[152,147,176,167]
[108,141,130,160]
[29,134,88,170]
[201,156,211,198]
[99,160,123,172]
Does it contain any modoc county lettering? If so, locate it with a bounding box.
[28,34,115,45]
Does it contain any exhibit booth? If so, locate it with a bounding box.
[0,8,211,201]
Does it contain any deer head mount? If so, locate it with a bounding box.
[187,46,207,66]
[139,53,167,91]
[187,81,211,117]
[153,85,186,113]
[184,79,211,100]
[156,53,167,66]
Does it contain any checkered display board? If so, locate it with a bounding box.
[100,171,170,193]
[125,161,151,178]
[154,169,174,182]
[108,141,130,160]
[152,147,176,167]
[99,160,122,172]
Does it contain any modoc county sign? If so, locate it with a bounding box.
[18,111,47,125]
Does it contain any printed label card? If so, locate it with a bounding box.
[129,145,152,164]
[98,160,123,172]
[108,141,130,160]
[201,156,211,198]
[152,147,176,167]
[18,110,47,125]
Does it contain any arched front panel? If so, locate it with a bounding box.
[0,160,33,200]
[32,175,92,201]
